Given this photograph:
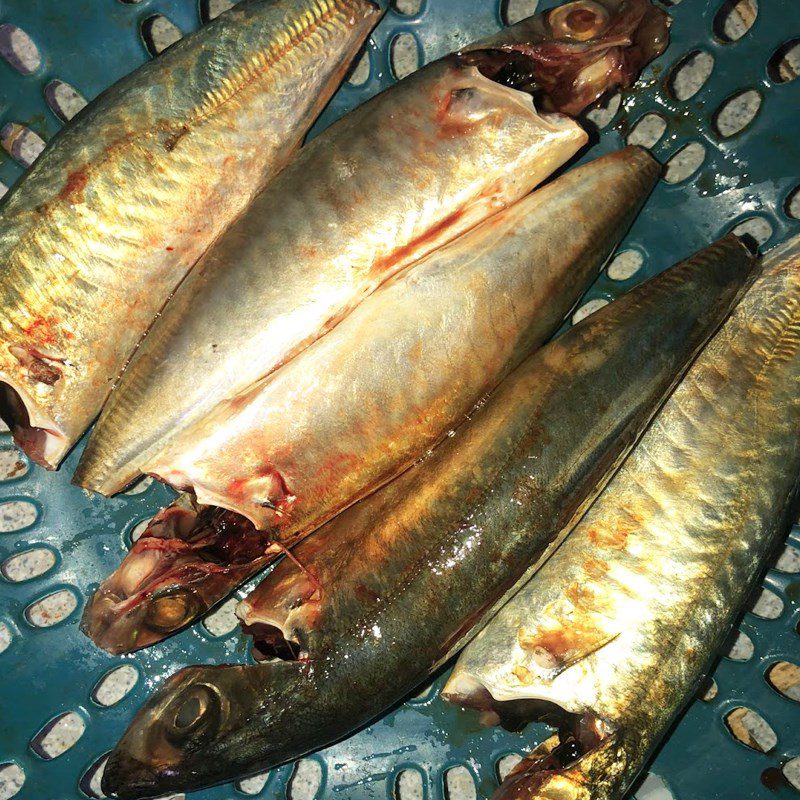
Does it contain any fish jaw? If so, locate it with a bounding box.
[0,0,381,469]
[80,494,274,653]
[101,660,308,799]
[463,0,669,115]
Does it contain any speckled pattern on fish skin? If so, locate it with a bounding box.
[444,236,800,800]
[0,0,380,469]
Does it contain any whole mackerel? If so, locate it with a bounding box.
[80,147,660,655]
[0,0,381,468]
[443,238,800,800]
[101,236,753,799]
[74,0,670,495]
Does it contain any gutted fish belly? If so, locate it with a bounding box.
[80,146,660,655]
[100,235,751,800]
[75,0,670,496]
[0,0,381,469]
[443,238,800,800]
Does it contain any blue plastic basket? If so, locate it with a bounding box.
[0,1,799,799]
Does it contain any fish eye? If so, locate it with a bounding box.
[165,684,221,744]
[548,1,611,42]
[145,586,202,632]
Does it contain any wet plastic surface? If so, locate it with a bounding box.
[0,0,799,798]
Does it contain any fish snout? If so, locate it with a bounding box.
[81,580,205,654]
[101,749,164,800]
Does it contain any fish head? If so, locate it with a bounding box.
[460,0,670,115]
[102,660,304,799]
[81,496,270,653]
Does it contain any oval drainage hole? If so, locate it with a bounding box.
[724,707,776,753]
[0,24,40,74]
[92,664,139,707]
[200,0,236,22]
[749,586,783,619]
[774,544,800,573]
[25,588,78,628]
[785,186,800,221]
[79,752,110,799]
[0,499,38,532]
[626,113,666,149]
[713,89,762,138]
[585,91,621,130]
[634,772,676,800]
[768,38,800,83]
[445,766,476,800]
[0,762,25,800]
[141,15,182,57]
[44,80,87,122]
[0,622,11,654]
[390,33,419,80]
[122,475,154,496]
[766,660,800,702]
[0,449,28,480]
[391,0,422,15]
[667,50,714,100]
[287,759,322,800]
[713,0,758,43]
[724,629,754,661]
[0,124,46,168]
[236,770,270,795]
[346,46,371,86]
[394,769,424,800]
[697,676,718,702]
[731,216,773,247]
[784,756,800,791]
[495,754,522,784]
[202,597,239,637]
[572,297,610,325]
[30,711,86,759]
[607,250,644,281]
[663,142,705,183]
[2,548,55,582]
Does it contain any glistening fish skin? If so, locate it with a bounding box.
[101,236,753,799]
[75,0,670,496]
[0,0,381,468]
[80,147,660,655]
[442,239,800,800]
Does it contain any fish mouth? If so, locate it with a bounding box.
[81,495,275,653]
[0,380,68,469]
[101,750,165,800]
[461,0,670,116]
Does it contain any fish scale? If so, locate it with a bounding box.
[444,239,800,800]
[0,0,380,469]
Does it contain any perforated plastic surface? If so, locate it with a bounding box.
[0,1,799,799]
